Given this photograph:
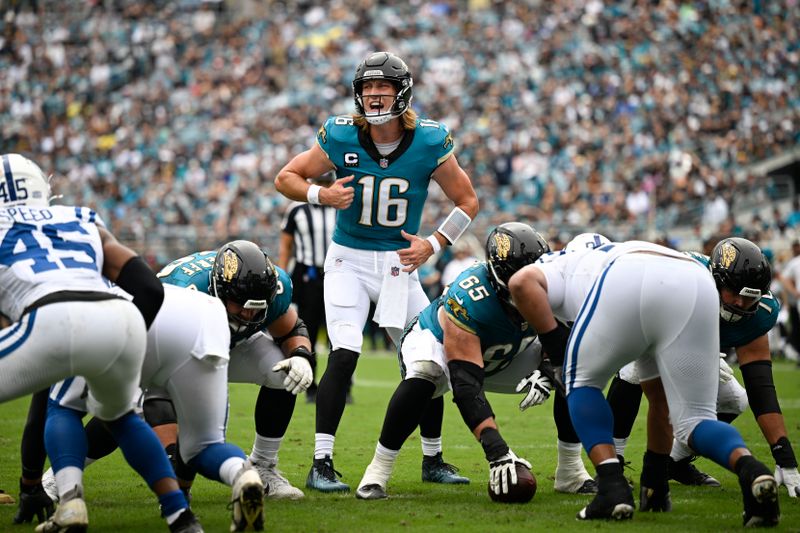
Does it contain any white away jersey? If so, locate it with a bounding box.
[533,241,695,323]
[0,204,115,321]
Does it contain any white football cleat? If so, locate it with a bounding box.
[249,459,304,500]
[34,497,88,533]
[230,467,264,532]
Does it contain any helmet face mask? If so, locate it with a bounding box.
[709,237,771,323]
[485,222,550,305]
[210,240,278,336]
[1,153,52,208]
[353,52,413,125]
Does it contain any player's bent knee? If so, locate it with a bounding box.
[143,398,177,427]
[329,322,363,353]
[409,360,444,384]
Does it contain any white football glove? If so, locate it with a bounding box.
[719,353,735,384]
[489,450,532,495]
[774,465,800,497]
[272,356,313,395]
[515,370,552,411]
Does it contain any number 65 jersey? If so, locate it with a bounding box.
[0,205,114,322]
[417,262,537,377]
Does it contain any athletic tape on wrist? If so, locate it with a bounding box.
[307,184,322,205]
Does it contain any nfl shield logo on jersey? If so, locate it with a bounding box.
[391,266,400,277]
[379,158,389,169]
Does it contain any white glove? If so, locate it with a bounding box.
[489,450,532,495]
[719,353,735,384]
[272,356,313,395]
[774,465,800,497]
[515,370,552,411]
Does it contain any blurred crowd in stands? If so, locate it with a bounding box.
[1,0,798,268]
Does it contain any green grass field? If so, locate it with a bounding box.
[0,352,798,532]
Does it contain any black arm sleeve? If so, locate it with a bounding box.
[115,256,165,329]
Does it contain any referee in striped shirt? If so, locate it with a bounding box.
[278,172,337,403]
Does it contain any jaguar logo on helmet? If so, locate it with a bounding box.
[494,233,511,260]
[317,125,327,145]
[719,242,737,269]
[222,250,239,282]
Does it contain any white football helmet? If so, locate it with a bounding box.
[565,232,610,253]
[1,153,51,207]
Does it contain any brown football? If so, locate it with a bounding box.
[488,462,537,503]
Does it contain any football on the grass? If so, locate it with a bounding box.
[488,463,537,503]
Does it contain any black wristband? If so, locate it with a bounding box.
[771,436,798,469]
[538,321,571,366]
[289,345,315,365]
[479,427,509,462]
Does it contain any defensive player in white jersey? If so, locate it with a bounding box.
[0,153,200,532]
[275,51,479,492]
[41,285,266,532]
[508,240,780,526]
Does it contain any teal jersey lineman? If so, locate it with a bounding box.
[685,251,780,350]
[316,115,455,250]
[416,262,537,377]
[156,249,294,332]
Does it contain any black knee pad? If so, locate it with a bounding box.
[740,360,781,417]
[143,398,177,427]
[325,349,359,380]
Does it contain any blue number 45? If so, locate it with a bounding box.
[0,221,98,273]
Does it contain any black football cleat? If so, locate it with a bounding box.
[737,456,779,528]
[639,484,672,512]
[577,465,634,521]
[355,484,388,500]
[669,456,721,487]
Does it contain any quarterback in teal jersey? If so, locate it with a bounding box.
[153,240,314,500]
[356,223,558,500]
[608,237,800,501]
[275,51,479,492]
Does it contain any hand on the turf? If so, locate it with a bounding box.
[489,450,531,495]
[775,465,800,497]
[273,356,313,395]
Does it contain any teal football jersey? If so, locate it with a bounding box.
[157,250,293,329]
[417,262,537,376]
[316,115,455,250]
[685,251,780,349]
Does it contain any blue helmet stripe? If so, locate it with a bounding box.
[2,155,18,202]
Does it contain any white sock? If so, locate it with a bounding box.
[250,434,282,464]
[599,457,620,466]
[421,437,442,457]
[54,466,83,501]
[314,433,335,460]
[359,444,399,489]
[613,438,628,458]
[556,440,589,480]
[670,438,692,461]
[219,457,247,486]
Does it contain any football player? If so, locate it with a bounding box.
[42,284,266,532]
[356,223,562,499]
[509,239,780,526]
[275,51,479,492]
[149,240,313,500]
[607,237,799,496]
[0,153,199,532]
